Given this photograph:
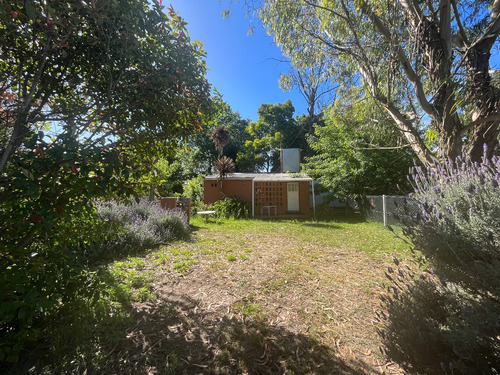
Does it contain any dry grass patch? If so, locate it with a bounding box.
[104,217,410,374]
[21,217,409,374]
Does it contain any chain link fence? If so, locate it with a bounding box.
[365,195,418,226]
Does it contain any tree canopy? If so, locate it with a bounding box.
[237,100,307,172]
[304,88,416,201]
[1,1,213,171]
[0,0,214,242]
[257,0,500,166]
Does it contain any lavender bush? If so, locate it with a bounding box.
[91,199,190,257]
[378,147,500,374]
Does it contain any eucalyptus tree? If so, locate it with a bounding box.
[280,54,337,134]
[257,0,500,166]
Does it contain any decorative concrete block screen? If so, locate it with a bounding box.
[254,182,285,211]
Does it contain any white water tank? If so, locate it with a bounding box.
[280,148,301,173]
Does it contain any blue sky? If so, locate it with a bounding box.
[168,0,307,122]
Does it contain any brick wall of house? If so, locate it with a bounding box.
[204,179,252,205]
[204,178,311,215]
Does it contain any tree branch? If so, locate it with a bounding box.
[469,0,500,53]
[353,144,412,150]
[460,112,500,136]
[451,0,470,47]
[301,0,349,22]
[0,39,52,174]
[439,0,452,58]
[398,0,423,26]
[362,2,437,118]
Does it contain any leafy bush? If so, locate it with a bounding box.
[0,210,108,365]
[183,175,205,207]
[93,199,190,257]
[378,147,500,374]
[0,199,189,367]
[212,197,251,219]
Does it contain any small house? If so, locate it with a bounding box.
[204,173,314,217]
[204,148,315,217]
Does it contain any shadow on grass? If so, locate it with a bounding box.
[101,293,375,375]
[189,224,203,232]
[301,222,342,229]
[11,290,377,374]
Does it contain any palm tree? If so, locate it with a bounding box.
[209,126,231,158]
[214,155,235,197]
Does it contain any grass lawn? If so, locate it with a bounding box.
[20,217,410,374]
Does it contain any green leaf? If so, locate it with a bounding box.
[25,0,36,19]
[21,168,34,180]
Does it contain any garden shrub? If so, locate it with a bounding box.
[212,197,251,219]
[0,210,109,366]
[93,198,190,257]
[378,147,500,374]
[183,175,205,207]
[0,199,189,368]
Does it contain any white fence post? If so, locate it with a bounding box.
[383,194,387,226]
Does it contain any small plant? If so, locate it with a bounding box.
[173,260,197,273]
[164,351,183,375]
[135,287,152,302]
[227,254,237,261]
[169,248,197,273]
[212,197,251,219]
[233,301,260,317]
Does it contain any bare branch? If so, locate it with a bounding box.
[460,112,500,136]
[353,144,412,150]
[451,0,470,47]
[398,0,423,26]
[362,3,437,118]
[439,0,452,57]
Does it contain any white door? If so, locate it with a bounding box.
[287,182,299,211]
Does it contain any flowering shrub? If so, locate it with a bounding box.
[378,147,500,374]
[94,199,190,257]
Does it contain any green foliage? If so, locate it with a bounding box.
[0,198,189,366]
[212,197,251,219]
[127,145,205,200]
[0,0,211,365]
[304,90,415,202]
[236,100,307,172]
[378,150,500,374]
[191,104,251,173]
[183,175,205,206]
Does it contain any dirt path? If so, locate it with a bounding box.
[110,221,404,374]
